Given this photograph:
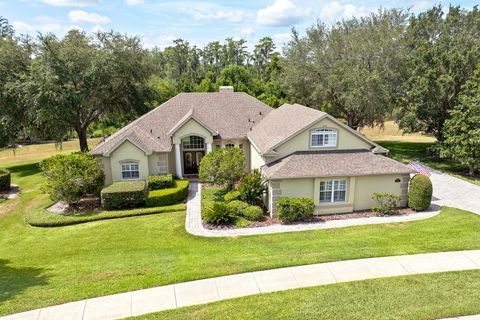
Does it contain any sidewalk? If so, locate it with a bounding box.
[2,250,480,320]
[185,182,441,237]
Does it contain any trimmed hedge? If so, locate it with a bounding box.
[408,174,433,211]
[277,197,315,223]
[146,180,190,207]
[147,174,174,191]
[101,181,146,209]
[224,190,241,202]
[0,168,11,191]
[243,205,264,221]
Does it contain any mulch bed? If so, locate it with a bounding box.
[203,207,417,230]
[47,197,102,214]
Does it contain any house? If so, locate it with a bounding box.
[92,86,413,216]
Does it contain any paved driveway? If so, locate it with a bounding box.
[430,171,480,215]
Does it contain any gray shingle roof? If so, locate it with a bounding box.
[261,150,413,179]
[248,103,327,155]
[92,92,272,155]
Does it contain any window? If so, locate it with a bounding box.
[121,162,139,179]
[319,179,346,203]
[311,129,337,147]
[182,136,205,150]
[225,143,235,148]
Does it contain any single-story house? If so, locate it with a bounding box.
[92,86,413,216]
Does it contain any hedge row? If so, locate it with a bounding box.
[147,174,174,191]
[0,168,11,192]
[277,197,315,223]
[146,180,190,207]
[101,181,146,209]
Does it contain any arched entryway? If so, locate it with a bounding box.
[181,135,205,175]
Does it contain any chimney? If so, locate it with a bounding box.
[219,86,234,93]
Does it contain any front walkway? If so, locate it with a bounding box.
[185,181,440,237]
[2,250,480,320]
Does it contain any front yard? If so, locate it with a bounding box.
[1,160,480,316]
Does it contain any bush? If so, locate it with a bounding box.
[224,190,241,202]
[277,197,315,223]
[372,192,400,214]
[199,148,245,190]
[146,180,189,207]
[238,169,267,205]
[101,181,146,209]
[408,174,433,211]
[40,152,104,205]
[147,174,174,191]
[0,168,11,191]
[203,201,232,224]
[243,205,264,221]
[227,199,249,215]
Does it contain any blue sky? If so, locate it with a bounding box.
[1,0,477,50]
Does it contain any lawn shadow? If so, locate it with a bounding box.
[0,259,49,303]
[5,163,41,178]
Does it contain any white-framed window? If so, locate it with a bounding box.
[182,136,205,150]
[319,179,346,203]
[121,162,139,180]
[225,143,235,148]
[311,128,337,147]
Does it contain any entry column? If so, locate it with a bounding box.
[175,143,182,179]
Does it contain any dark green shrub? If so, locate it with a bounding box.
[146,180,189,207]
[0,168,11,191]
[203,201,232,224]
[238,169,267,205]
[224,190,241,202]
[372,192,400,214]
[101,181,146,209]
[147,174,174,191]
[227,200,249,216]
[243,205,264,221]
[277,197,315,223]
[40,152,104,205]
[199,148,245,190]
[408,174,432,211]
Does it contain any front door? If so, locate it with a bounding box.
[183,151,204,175]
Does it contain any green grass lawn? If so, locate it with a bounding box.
[1,161,480,316]
[135,270,480,320]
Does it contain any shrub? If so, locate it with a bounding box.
[238,169,267,205]
[227,200,249,215]
[243,205,264,221]
[203,201,232,224]
[372,192,400,214]
[101,181,146,209]
[147,174,174,191]
[408,174,433,211]
[199,148,245,190]
[277,197,315,223]
[224,190,241,202]
[146,180,190,207]
[0,168,11,191]
[40,152,104,205]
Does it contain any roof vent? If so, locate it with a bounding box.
[219,86,234,93]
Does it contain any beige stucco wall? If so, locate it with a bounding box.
[97,156,112,185]
[110,140,149,182]
[353,174,403,210]
[148,152,169,175]
[250,143,266,170]
[265,117,372,164]
[172,118,214,144]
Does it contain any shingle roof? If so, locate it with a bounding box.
[92,92,272,155]
[261,150,413,179]
[248,103,327,155]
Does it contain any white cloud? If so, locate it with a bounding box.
[125,0,144,5]
[91,24,104,32]
[42,0,100,7]
[320,1,367,20]
[193,10,245,22]
[12,18,80,34]
[68,10,111,24]
[240,26,254,36]
[272,32,291,45]
[256,0,311,26]
[12,21,34,33]
[143,34,177,50]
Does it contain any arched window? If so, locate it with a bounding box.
[182,136,205,150]
[311,129,337,147]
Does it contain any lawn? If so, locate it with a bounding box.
[361,120,436,143]
[136,270,480,320]
[1,161,480,316]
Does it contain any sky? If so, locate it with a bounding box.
[0,0,477,50]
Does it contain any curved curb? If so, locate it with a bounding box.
[185,182,441,238]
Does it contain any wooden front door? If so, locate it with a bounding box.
[183,151,204,175]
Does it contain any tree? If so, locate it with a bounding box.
[22,30,152,151]
[282,9,409,130]
[0,16,14,38]
[199,148,245,190]
[398,6,480,140]
[216,64,253,93]
[439,65,480,176]
[253,37,276,71]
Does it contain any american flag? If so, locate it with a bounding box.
[409,161,431,176]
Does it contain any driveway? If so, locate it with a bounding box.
[430,171,480,215]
